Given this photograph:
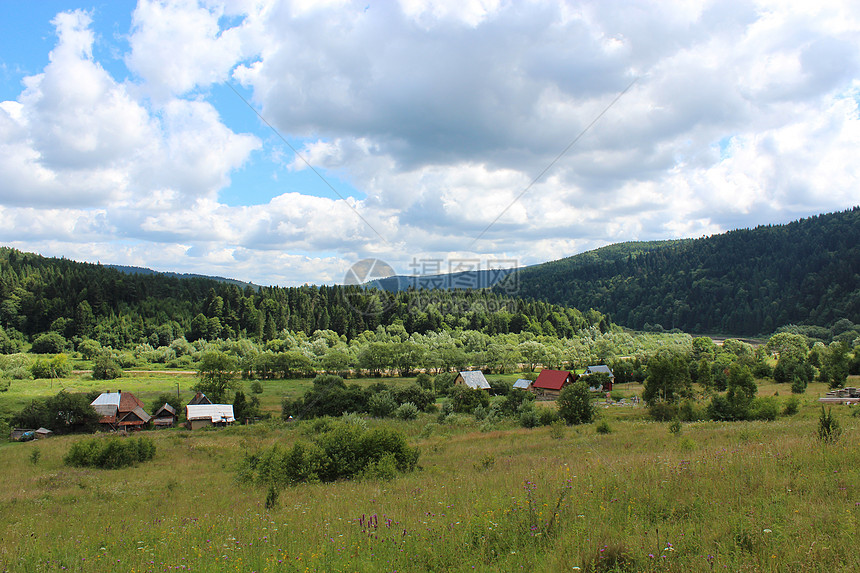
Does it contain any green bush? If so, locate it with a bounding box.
[538,408,559,426]
[450,385,490,414]
[30,354,72,379]
[519,407,540,429]
[240,421,419,488]
[368,391,397,418]
[750,397,779,421]
[782,395,800,416]
[250,380,264,394]
[394,402,419,420]
[817,406,842,443]
[595,419,612,434]
[64,437,156,469]
[557,380,594,425]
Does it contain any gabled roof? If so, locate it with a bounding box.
[91,391,148,423]
[153,403,177,418]
[188,392,213,405]
[513,379,532,390]
[533,369,574,391]
[457,370,491,390]
[186,404,235,423]
[118,407,151,426]
[585,365,614,377]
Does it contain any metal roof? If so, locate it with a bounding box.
[513,379,532,389]
[457,370,491,390]
[585,365,614,377]
[91,392,121,407]
[533,369,573,391]
[186,404,235,423]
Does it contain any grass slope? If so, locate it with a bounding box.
[1,378,859,572]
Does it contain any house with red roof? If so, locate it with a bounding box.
[531,369,576,398]
[90,390,151,431]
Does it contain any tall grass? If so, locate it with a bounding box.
[0,387,858,572]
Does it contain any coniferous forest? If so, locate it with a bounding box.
[500,207,860,335]
[0,246,605,352]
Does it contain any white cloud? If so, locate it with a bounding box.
[2,1,860,286]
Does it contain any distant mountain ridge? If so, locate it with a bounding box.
[105,264,259,290]
[496,207,860,335]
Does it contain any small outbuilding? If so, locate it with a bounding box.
[35,427,53,439]
[152,403,178,428]
[454,370,491,390]
[513,378,533,391]
[532,369,576,398]
[186,404,235,430]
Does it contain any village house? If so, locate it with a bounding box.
[454,370,491,390]
[90,390,151,431]
[583,365,615,391]
[532,369,576,398]
[185,404,235,430]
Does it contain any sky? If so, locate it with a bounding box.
[1,0,858,287]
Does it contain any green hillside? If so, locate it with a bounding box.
[0,247,606,350]
[497,208,860,335]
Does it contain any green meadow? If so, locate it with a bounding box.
[1,376,859,572]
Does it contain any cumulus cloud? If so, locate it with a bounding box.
[1,0,859,286]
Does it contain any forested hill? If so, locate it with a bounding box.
[0,248,609,349]
[496,207,860,336]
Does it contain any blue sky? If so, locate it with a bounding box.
[1,1,859,286]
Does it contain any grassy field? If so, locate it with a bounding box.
[1,376,859,572]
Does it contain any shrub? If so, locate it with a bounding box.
[391,383,436,412]
[557,380,594,425]
[668,419,682,435]
[64,437,156,469]
[538,408,559,426]
[415,372,433,391]
[817,406,842,443]
[394,402,419,420]
[30,354,72,379]
[750,397,779,421]
[250,380,264,394]
[436,401,453,423]
[450,386,490,414]
[549,420,566,439]
[648,400,679,421]
[240,422,419,488]
[678,400,704,422]
[499,388,535,416]
[595,419,612,434]
[519,407,540,429]
[782,395,800,416]
[368,391,397,418]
